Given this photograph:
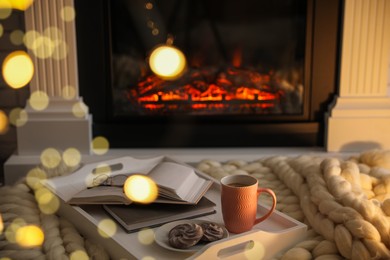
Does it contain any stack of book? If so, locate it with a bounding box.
[43,157,216,232]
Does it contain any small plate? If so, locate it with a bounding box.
[154,219,229,252]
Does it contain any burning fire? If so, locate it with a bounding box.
[135,66,282,113]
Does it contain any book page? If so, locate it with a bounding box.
[42,156,164,202]
[148,162,196,196]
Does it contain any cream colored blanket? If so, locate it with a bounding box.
[1,149,390,259]
[197,149,390,260]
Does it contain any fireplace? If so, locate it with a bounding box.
[75,0,342,148]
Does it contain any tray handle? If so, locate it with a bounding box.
[187,231,269,260]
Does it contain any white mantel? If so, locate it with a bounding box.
[4,0,390,184]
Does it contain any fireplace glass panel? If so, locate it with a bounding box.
[110,0,307,117]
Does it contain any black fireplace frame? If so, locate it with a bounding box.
[75,0,342,148]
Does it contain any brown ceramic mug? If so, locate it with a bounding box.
[220,174,277,233]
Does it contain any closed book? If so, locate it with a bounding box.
[102,196,216,233]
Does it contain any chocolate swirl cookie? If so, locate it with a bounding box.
[200,222,225,242]
[168,223,204,249]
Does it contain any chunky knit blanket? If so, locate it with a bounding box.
[1,149,390,259]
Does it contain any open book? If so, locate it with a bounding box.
[102,196,216,233]
[43,156,213,205]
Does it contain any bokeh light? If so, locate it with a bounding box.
[72,101,87,118]
[60,6,75,22]
[10,29,24,45]
[0,24,4,37]
[5,218,26,243]
[0,214,3,234]
[40,147,62,169]
[29,90,49,111]
[24,30,40,49]
[0,0,34,11]
[2,50,34,89]
[70,250,89,260]
[9,107,28,127]
[138,228,155,245]
[97,218,117,238]
[92,136,109,155]
[33,35,55,59]
[26,167,47,190]
[123,175,158,204]
[62,148,81,168]
[0,109,9,134]
[0,2,12,19]
[36,187,60,214]
[62,85,76,99]
[15,224,44,248]
[149,45,186,80]
[244,241,265,260]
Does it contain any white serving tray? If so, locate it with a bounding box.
[57,156,307,259]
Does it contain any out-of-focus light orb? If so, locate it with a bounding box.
[44,26,62,41]
[35,187,53,204]
[70,250,89,260]
[52,40,68,60]
[0,1,12,19]
[60,6,75,22]
[9,108,28,127]
[40,147,61,169]
[92,136,109,155]
[97,219,117,238]
[10,29,24,45]
[15,225,44,248]
[5,218,26,243]
[36,187,60,214]
[0,109,9,134]
[33,35,54,59]
[0,214,3,234]
[62,85,76,99]
[72,101,87,118]
[29,90,49,111]
[149,45,186,80]
[26,167,47,190]
[2,50,34,89]
[124,175,158,204]
[0,0,34,11]
[63,148,81,168]
[24,30,40,49]
[244,241,265,260]
[138,228,155,245]
[0,24,4,37]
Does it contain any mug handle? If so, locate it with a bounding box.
[254,188,277,224]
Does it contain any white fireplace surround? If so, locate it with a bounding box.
[4,0,390,184]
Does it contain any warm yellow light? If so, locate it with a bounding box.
[0,24,4,38]
[2,50,34,89]
[15,225,44,248]
[70,250,89,260]
[92,136,109,155]
[0,0,34,11]
[0,109,8,134]
[97,218,117,238]
[138,228,155,245]
[149,45,186,80]
[40,147,61,169]
[123,175,158,204]
[29,90,49,111]
[62,148,81,168]
[0,214,3,234]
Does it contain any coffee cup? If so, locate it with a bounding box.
[220,174,277,233]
